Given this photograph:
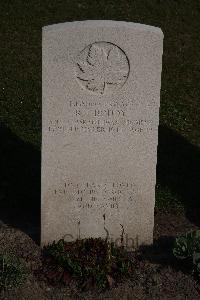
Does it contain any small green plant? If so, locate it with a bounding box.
[173,230,200,277]
[0,252,26,290]
[42,238,135,290]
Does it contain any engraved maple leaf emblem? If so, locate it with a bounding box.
[76,43,129,94]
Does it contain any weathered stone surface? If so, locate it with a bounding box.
[42,20,163,248]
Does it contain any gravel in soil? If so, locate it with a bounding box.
[0,210,200,300]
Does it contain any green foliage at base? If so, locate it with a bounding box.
[42,238,135,290]
[173,230,200,276]
[0,252,26,290]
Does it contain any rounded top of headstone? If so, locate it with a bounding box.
[42,20,164,38]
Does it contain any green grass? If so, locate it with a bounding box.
[0,0,199,212]
[155,184,183,211]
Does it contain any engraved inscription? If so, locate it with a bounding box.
[75,42,130,95]
[48,118,154,135]
[54,181,137,210]
[47,96,157,136]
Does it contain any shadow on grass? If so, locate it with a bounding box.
[139,235,176,266]
[0,122,199,246]
[157,125,200,226]
[139,235,196,277]
[0,123,40,244]
[140,234,200,282]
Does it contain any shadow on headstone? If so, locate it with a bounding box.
[0,122,199,246]
[157,125,200,226]
[0,122,40,244]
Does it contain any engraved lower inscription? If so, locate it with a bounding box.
[54,181,137,210]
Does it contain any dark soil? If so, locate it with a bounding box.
[0,209,200,299]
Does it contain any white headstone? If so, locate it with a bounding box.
[42,20,163,249]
